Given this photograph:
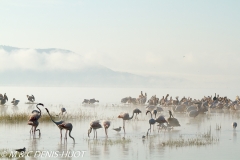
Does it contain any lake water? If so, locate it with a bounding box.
[0,87,239,160]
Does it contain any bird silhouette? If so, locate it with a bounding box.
[45,108,75,143]
[15,147,26,152]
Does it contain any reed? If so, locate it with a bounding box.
[162,127,219,148]
[0,109,113,123]
[85,138,131,145]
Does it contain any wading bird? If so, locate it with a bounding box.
[28,103,44,136]
[45,108,75,143]
[103,120,111,137]
[118,109,137,134]
[113,127,121,132]
[133,108,141,119]
[146,111,156,134]
[88,120,102,138]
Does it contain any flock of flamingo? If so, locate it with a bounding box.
[0,91,239,146]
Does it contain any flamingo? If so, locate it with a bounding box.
[103,120,111,137]
[88,120,102,138]
[146,111,156,134]
[45,108,75,143]
[28,103,44,136]
[155,115,168,132]
[118,109,137,134]
[133,108,141,119]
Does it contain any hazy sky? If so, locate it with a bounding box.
[0,0,240,82]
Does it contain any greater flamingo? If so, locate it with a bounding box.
[45,108,75,143]
[103,120,111,137]
[28,103,44,136]
[146,111,156,134]
[118,109,137,134]
[88,120,102,138]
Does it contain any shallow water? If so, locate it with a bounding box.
[0,87,240,160]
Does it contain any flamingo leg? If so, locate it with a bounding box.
[60,129,62,139]
[105,128,108,137]
[96,130,98,139]
[30,126,33,134]
[33,126,36,137]
[65,130,67,139]
[123,120,126,134]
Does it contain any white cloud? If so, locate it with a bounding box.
[0,48,94,72]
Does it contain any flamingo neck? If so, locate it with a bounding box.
[129,111,135,119]
[46,111,57,125]
[147,111,153,118]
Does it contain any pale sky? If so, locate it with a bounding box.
[0,0,240,83]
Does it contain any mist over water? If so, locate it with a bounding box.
[0,87,240,160]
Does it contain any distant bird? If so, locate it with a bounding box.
[82,99,89,104]
[0,93,8,105]
[133,108,141,119]
[27,95,35,103]
[232,122,237,129]
[113,127,121,132]
[188,106,200,118]
[89,98,99,104]
[28,103,44,136]
[103,120,111,137]
[146,105,156,112]
[156,106,164,113]
[118,109,137,134]
[11,98,20,106]
[152,109,157,118]
[45,108,75,143]
[167,110,180,127]
[60,107,67,115]
[155,115,167,132]
[88,120,102,138]
[15,147,26,153]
